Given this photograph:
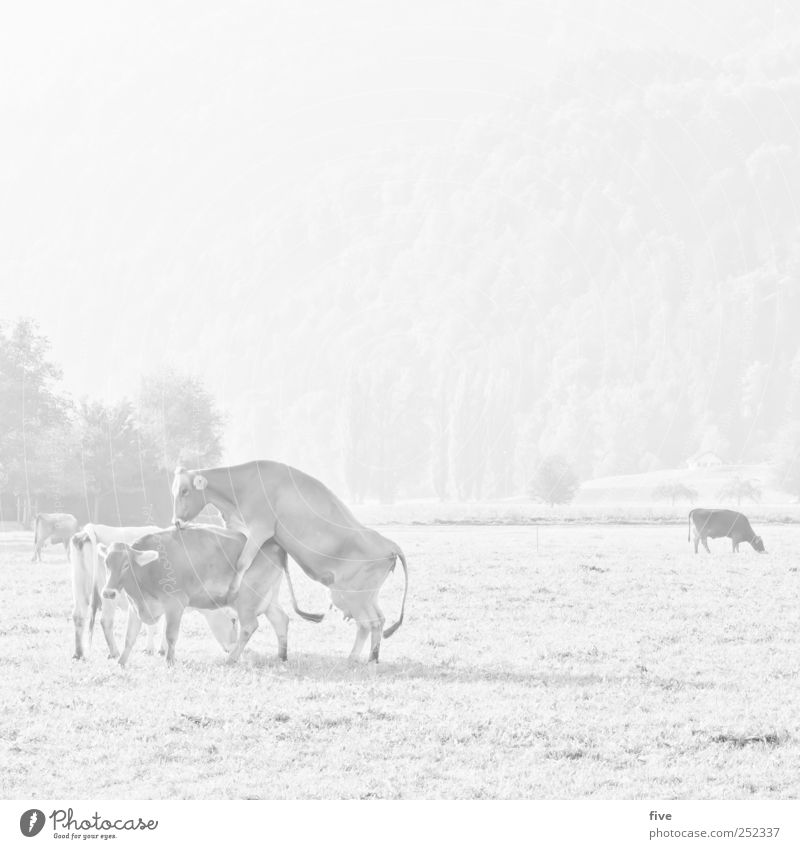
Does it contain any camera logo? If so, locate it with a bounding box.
[19,809,46,837]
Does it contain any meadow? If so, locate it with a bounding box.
[2,523,800,800]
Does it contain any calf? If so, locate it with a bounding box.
[688,508,766,554]
[100,525,315,666]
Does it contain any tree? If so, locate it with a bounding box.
[138,369,224,472]
[75,399,153,521]
[451,369,489,501]
[0,318,71,523]
[652,481,698,506]
[717,476,762,506]
[772,424,800,500]
[528,454,580,506]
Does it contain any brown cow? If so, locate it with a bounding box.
[100,525,308,667]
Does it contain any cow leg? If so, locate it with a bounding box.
[163,604,184,666]
[349,625,369,663]
[62,541,70,561]
[264,603,289,662]
[145,622,156,654]
[144,622,161,654]
[227,608,259,665]
[72,597,89,660]
[100,597,120,659]
[701,536,711,553]
[367,602,386,664]
[227,535,267,604]
[732,538,739,553]
[119,607,142,668]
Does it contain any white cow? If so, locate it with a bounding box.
[69,523,238,660]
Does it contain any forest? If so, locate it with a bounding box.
[0,319,223,524]
[226,38,800,501]
[3,4,800,507]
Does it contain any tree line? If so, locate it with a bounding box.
[0,318,224,525]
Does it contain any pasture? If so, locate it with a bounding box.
[2,523,800,799]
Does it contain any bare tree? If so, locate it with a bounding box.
[717,476,762,507]
[529,455,580,506]
[652,481,698,506]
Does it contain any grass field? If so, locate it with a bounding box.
[2,524,800,800]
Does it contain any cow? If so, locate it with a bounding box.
[99,525,312,667]
[70,523,237,661]
[32,512,78,562]
[688,508,766,554]
[171,461,408,663]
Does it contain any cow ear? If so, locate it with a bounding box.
[96,543,108,560]
[193,474,208,491]
[133,549,159,567]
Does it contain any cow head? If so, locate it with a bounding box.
[100,542,159,600]
[751,535,766,553]
[70,530,92,551]
[171,467,208,527]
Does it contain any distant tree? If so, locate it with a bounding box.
[138,369,224,472]
[451,369,489,501]
[343,370,373,503]
[75,399,153,521]
[652,481,698,506]
[772,423,800,500]
[342,362,429,504]
[717,476,762,506]
[0,318,71,523]
[430,374,451,502]
[528,454,580,506]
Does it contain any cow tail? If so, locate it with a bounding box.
[283,563,325,623]
[33,513,42,543]
[688,510,693,542]
[383,548,408,639]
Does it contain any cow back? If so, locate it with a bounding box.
[130,526,245,609]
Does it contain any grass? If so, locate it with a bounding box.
[351,499,800,527]
[2,524,800,799]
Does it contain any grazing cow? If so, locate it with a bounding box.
[32,513,78,562]
[171,461,408,663]
[688,508,766,554]
[70,523,237,661]
[99,525,309,667]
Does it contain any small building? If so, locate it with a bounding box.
[686,450,725,470]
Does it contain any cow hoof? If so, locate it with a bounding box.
[72,654,84,661]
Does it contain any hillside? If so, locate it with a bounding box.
[3,2,800,504]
